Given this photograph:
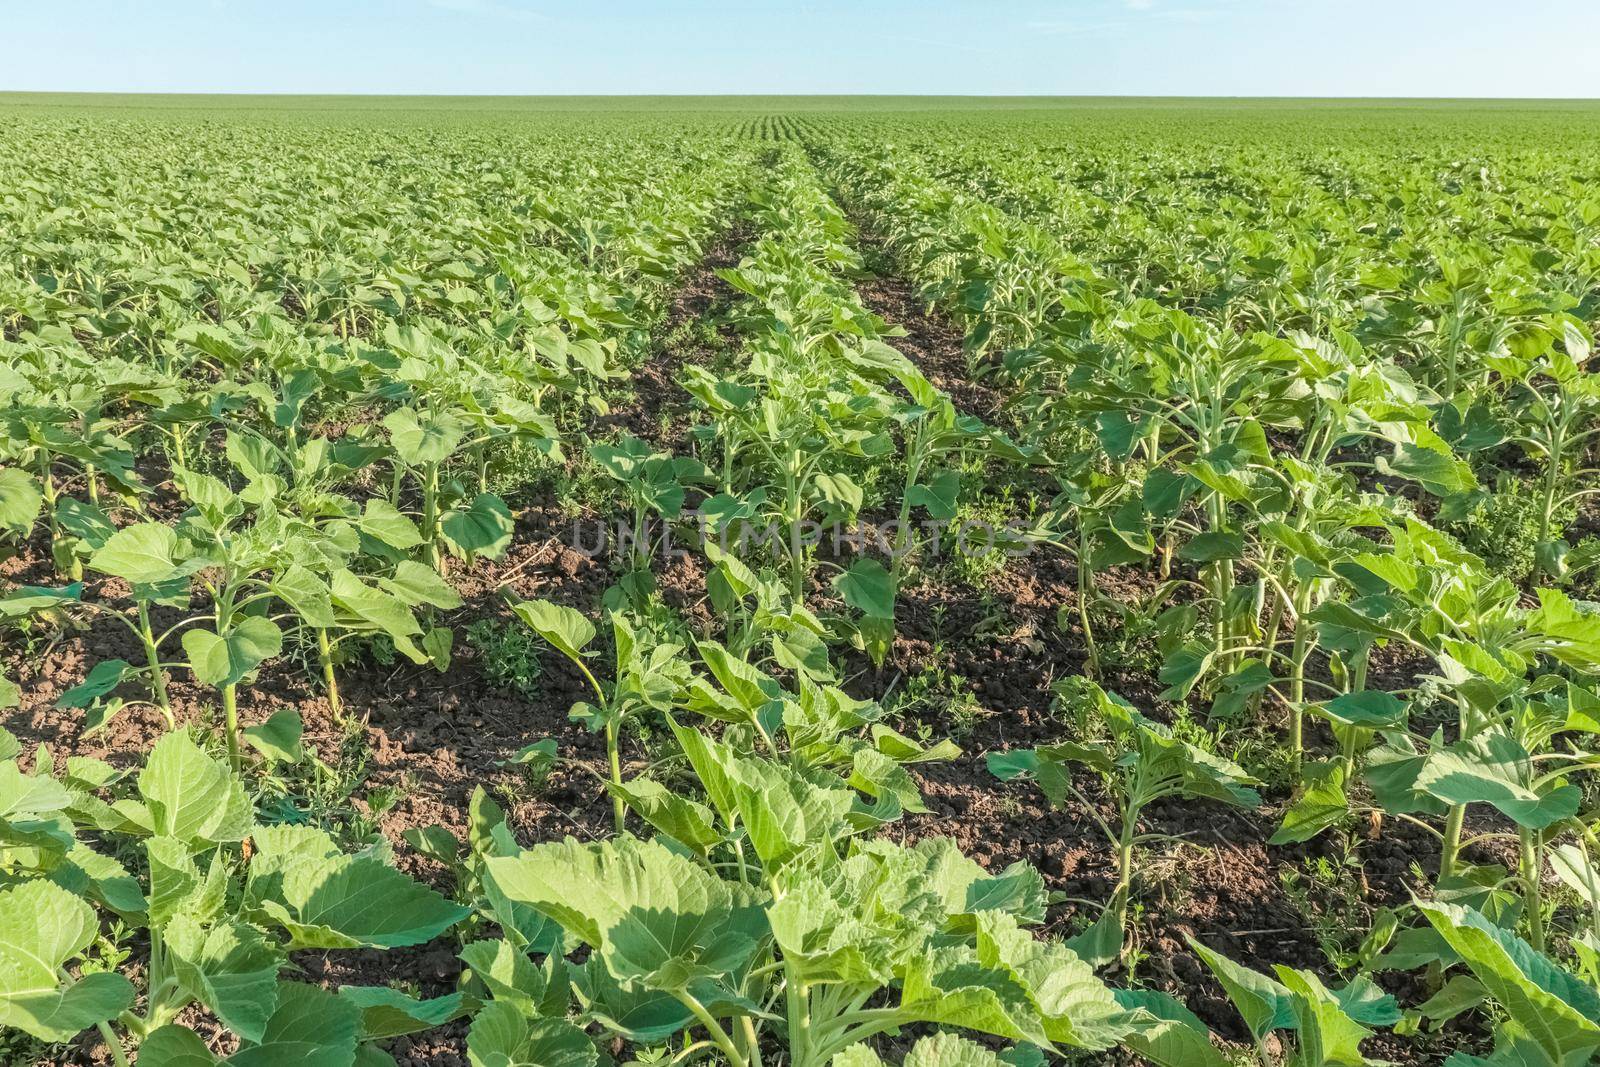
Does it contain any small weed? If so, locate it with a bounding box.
[890,663,988,738]
[465,617,546,699]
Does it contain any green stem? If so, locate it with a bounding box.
[1438,804,1466,883]
[1078,525,1099,679]
[422,462,441,574]
[1520,826,1546,953]
[222,683,241,772]
[1113,802,1137,933]
[606,716,625,834]
[317,628,342,719]
[675,989,746,1067]
[96,1022,130,1067]
[138,602,173,726]
[786,977,811,1067]
[1288,610,1310,772]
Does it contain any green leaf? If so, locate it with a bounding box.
[89,522,182,583]
[833,558,894,620]
[271,565,335,629]
[506,597,595,661]
[182,617,283,688]
[340,986,467,1041]
[146,835,202,927]
[383,407,464,466]
[1318,690,1408,728]
[359,498,424,550]
[1418,901,1600,1064]
[0,467,43,535]
[166,914,284,1044]
[1113,988,1228,1067]
[139,1025,222,1066]
[1187,937,1295,1041]
[1376,443,1476,497]
[138,731,254,845]
[458,939,568,1018]
[903,1033,1009,1067]
[442,493,515,559]
[380,560,463,610]
[255,853,468,949]
[229,982,361,1067]
[1416,732,1581,829]
[484,835,767,991]
[466,1001,596,1067]
[1271,760,1350,845]
[0,880,134,1041]
[604,777,721,857]
[57,658,132,710]
[243,710,304,765]
[1277,966,1373,1067]
[901,911,1128,1050]
[907,469,962,520]
[330,569,427,660]
[1179,531,1244,563]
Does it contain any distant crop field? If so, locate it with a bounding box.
[2,95,1599,1067]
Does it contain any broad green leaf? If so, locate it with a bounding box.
[1318,690,1408,728]
[384,407,464,466]
[380,560,463,610]
[145,835,201,926]
[138,731,253,845]
[833,557,894,620]
[1277,967,1372,1067]
[0,880,134,1041]
[442,493,515,558]
[1271,760,1349,845]
[90,522,182,583]
[271,565,334,629]
[1416,732,1580,829]
[506,597,594,661]
[229,981,361,1067]
[359,498,424,549]
[242,709,304,765]
[458,939,569,1019]
[1113,988,1228,1067]
[255,854,468,949]
[139,1025,222,1066]
[1418,901,1600,1064]
[182,616,283,688]
[484,835,767,991]
[466,1001,596,1067]
[1187,937,1295,1040]
[167,914,284,1044]
[604,777,720,856]
[0,467,43,535]
[340,986,467,1040]
[55,659,131,710]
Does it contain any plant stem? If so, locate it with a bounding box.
[222,683,241,772]
[1520,826,1546,953]
[317,628,342,719]
[138,602,173,726]
[786,977,811,1067]
[422,462,441,574]
[675,989,746,1067]
[1438,804,1465,883]
[1078,525,1099,679]
[96,1022,129,1067]
[606,716,625,834]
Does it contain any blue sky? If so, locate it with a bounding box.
[6,0,1599,97]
